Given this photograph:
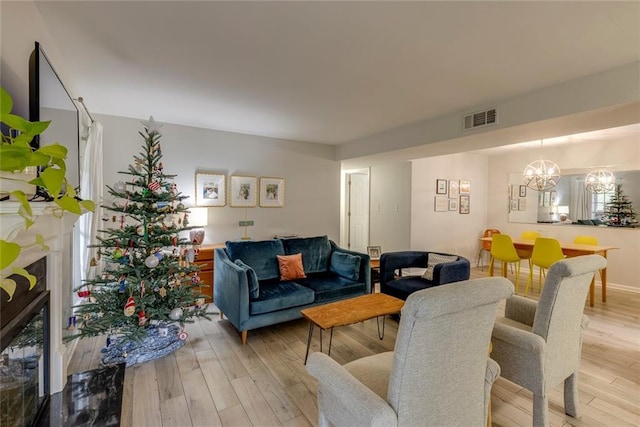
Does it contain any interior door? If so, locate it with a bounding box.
[346,172,370,253]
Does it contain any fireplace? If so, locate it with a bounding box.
[1,257,50,426]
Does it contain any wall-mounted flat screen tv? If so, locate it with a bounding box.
[29,41,80,195]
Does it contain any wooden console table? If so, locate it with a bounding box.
[194,243,225,303]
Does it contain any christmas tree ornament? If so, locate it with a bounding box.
[124,296,136,317]
[145,254,160,268]
[169,307,183,320]
[77,289,91,298]
[159,287,167,298]
[90,257,97,266]
[195,297,205,309]
[119,276,127,293]
[185,248,196,263]
[102,213,109,221]
[136,225,144,236]
[113,248,123,259]
[138,310,147,326]
[148,180,161,192]
[178,328,189,341]
[114,181,127,193]
[68,316,77,330]
[158,323,169,337]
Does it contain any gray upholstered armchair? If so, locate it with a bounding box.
[306,277,514,427]
[491,255,607,427]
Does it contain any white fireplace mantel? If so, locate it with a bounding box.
[1,201,81,393]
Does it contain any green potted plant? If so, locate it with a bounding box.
[1,86,94,300]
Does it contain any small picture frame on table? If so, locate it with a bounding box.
[195,172,226,207]
[459,195,470,214]
[229,175,257,207]
[259,177,285,207]
[367,246,381,260]
[436,179,448,195]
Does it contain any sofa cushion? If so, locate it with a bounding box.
[384,276,438,301]
[249,280,315,315]
[282,236,332,274]
[226,239,285,280]
[422,253,458,281]
[234,259,260,299]
[297,272,366,303]
[330,251,361,281]
[277,253,307,281]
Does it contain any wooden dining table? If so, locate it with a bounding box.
[479,237,618,307]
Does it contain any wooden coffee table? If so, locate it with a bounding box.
[301,293,404,364]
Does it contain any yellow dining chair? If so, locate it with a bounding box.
[574,235,598,246]
[517,230,540,260]
[489,234,522,292]
[526,237,565,295]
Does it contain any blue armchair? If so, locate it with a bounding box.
[380,251,470,300]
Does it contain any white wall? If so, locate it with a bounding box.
[487,138,640,289]
[98,113,341,244]
[411,153,489,261]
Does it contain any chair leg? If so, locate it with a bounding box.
[564,372,579,417]
[525,265,533,296]
[533,393,549,427]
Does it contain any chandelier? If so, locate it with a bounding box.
[523,156,561,191]
[585,168,615,193]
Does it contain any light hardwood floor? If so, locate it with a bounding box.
[68,268,640,426]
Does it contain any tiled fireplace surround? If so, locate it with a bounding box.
[1,201,79,394]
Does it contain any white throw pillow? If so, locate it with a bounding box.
[422,253,459,281]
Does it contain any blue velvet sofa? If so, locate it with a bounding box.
[214,236,371,344]
[380,251,470,301]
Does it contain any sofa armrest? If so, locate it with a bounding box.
[380,251,429,285]
[214,248,252,330]
[330,241,371,293]
[306,352,397,427]
[432,256,470,284]
[504,295,538,327]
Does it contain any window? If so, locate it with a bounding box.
[591,188,615,217]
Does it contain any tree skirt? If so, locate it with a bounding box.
[100,324,185,367]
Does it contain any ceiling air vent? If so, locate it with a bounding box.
[463,108,497,131]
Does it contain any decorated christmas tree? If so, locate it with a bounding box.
[602,184,637,227]
[68,117,210,366]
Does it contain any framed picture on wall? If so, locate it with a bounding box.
[510,199,519,212]
[459,180,471,194]
[229,175,257,207]
[436,179,448,194]
[195,172,226,207]
[459,195,470,214]
[449,180,460,198]
[519,185,527,198]
[518,198,527,210]
[448,198,458,211]
[434,196,448,212]
[259,177,285,207]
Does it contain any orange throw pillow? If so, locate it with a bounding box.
[277,253,307,281]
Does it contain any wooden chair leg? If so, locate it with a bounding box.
[241,330,248,345]
[220,312,224,319]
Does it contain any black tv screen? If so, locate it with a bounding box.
[29,41,80,194]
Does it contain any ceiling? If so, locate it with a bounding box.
[33,1,640,146]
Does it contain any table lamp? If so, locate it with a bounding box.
[188,207,208,245]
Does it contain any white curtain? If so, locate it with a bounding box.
[79,121,104,284]
[570,177,590,220]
